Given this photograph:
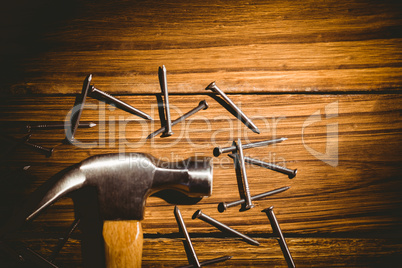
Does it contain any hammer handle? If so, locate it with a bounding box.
[103,220,143,268]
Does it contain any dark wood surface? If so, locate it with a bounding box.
[0,1,401,267]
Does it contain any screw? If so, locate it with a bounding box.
[158,65,173,136]
[192,210,259,246]
[178,255,232,268]
[89,86,152,120]
[228,154,297,179]
[235,139,254,210]
[68,74,92,143]
[147,100,209,139]
[26,122,96,132]
[174,206,201,268]
[262,206,295,268]
[206,82,260,134]
[218,186,290,212]
[213,137,287,157]
[23,140,54,158]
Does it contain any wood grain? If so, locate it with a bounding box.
[1,0,401,94]
[103,221,143,268]
[0,94,401,266]
[0,0,401,267]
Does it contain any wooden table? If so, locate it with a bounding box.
[0,1,401,267]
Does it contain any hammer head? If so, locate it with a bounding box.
[5,153,213,231]
[81,153,213,220]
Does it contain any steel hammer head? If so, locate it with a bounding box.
[1,153,213,237]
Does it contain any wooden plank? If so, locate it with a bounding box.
[0,94,401,238]
[1,0,401,94]
[2,237,401,267]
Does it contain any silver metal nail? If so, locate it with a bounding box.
[214,137,287,156]
[174,206,201,268]
[235,139,254,210]
[262,206,295,268]
[178,255,232,268]
[90,86,152,120]
[218,186,290,212]
[192,210,259,246]
[228,154,297,179]
[68,74,92,143]
[147,100,208,139]
[206,82,260,134]
[159,65,173,136]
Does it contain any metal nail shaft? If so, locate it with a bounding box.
[192,210,259,246]
[262,206,295,268]
[174,206,201,268]
[218,186,290,212]
[147,100,209,139]
[214,137,287,156]
[159,65,173,136]
[90,86,152,120]
[228,154,297,179]
[49,218,80,262]
[68,74,92,142]
[178,255,232,268]
[26,122,96,132]
[235,139,254,210]
[206,82,260,134]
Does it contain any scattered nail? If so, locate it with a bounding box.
[214,137,287,157]
[90,85,152,120]
[192,210,259,246]
[178,255,232,268]
[68,74,92,143]
[158,65,173,136]
[147,100,208,139]
[262,206,295,268]
[228,154,297,179]
[206,82,260,134]
[218,186,290,212]
[235,139,254,210]
[174,206,201,268]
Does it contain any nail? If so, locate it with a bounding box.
[218,186,290,212]
[214,137,287,157]
[49,218,80,262]
[26,122,96,132]
[174,206,201,268]
[262,206,295,268]
[206,82,260,134]
[228,154,297,179]
[159,65,173,136]
[23,247,59,268]
[68,74,92,143]
[89,86,152,120]
[192,210,259,246]
[235,139,254,210]
[178,255,232,268]
[147,100,209,139]
[23,140,54,158]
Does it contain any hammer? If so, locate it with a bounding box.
[0,153,213,267]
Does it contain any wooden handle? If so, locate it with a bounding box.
[103,220,143,268]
